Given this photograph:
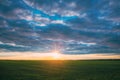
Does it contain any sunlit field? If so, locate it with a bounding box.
[0,60,120,80]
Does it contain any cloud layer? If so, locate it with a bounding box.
[0,0,120,54]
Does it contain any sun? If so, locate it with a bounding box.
[50,52,62,59]
[52,53,60,59]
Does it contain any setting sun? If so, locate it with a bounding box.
[50,52,62,59]
[51,53,60,59]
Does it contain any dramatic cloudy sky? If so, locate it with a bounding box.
[0,0,120,57]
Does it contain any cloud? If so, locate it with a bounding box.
[0,41,28,48]
[51,20,66,25]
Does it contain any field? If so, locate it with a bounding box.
[0,60,120,80]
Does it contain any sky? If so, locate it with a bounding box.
[0,0,120,59]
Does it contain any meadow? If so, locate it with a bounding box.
[0,60,119,80]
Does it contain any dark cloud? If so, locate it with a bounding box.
[0,0,120,54]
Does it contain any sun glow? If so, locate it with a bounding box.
[50,51,62,60]
[0,52,120,60]
[49,44,63,60]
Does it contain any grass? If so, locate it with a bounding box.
[0,60,120,80]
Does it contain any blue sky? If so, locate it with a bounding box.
[0,0,120,56]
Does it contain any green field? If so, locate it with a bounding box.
[0,60,120,80]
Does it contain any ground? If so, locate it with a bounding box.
[0,60,120,80]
